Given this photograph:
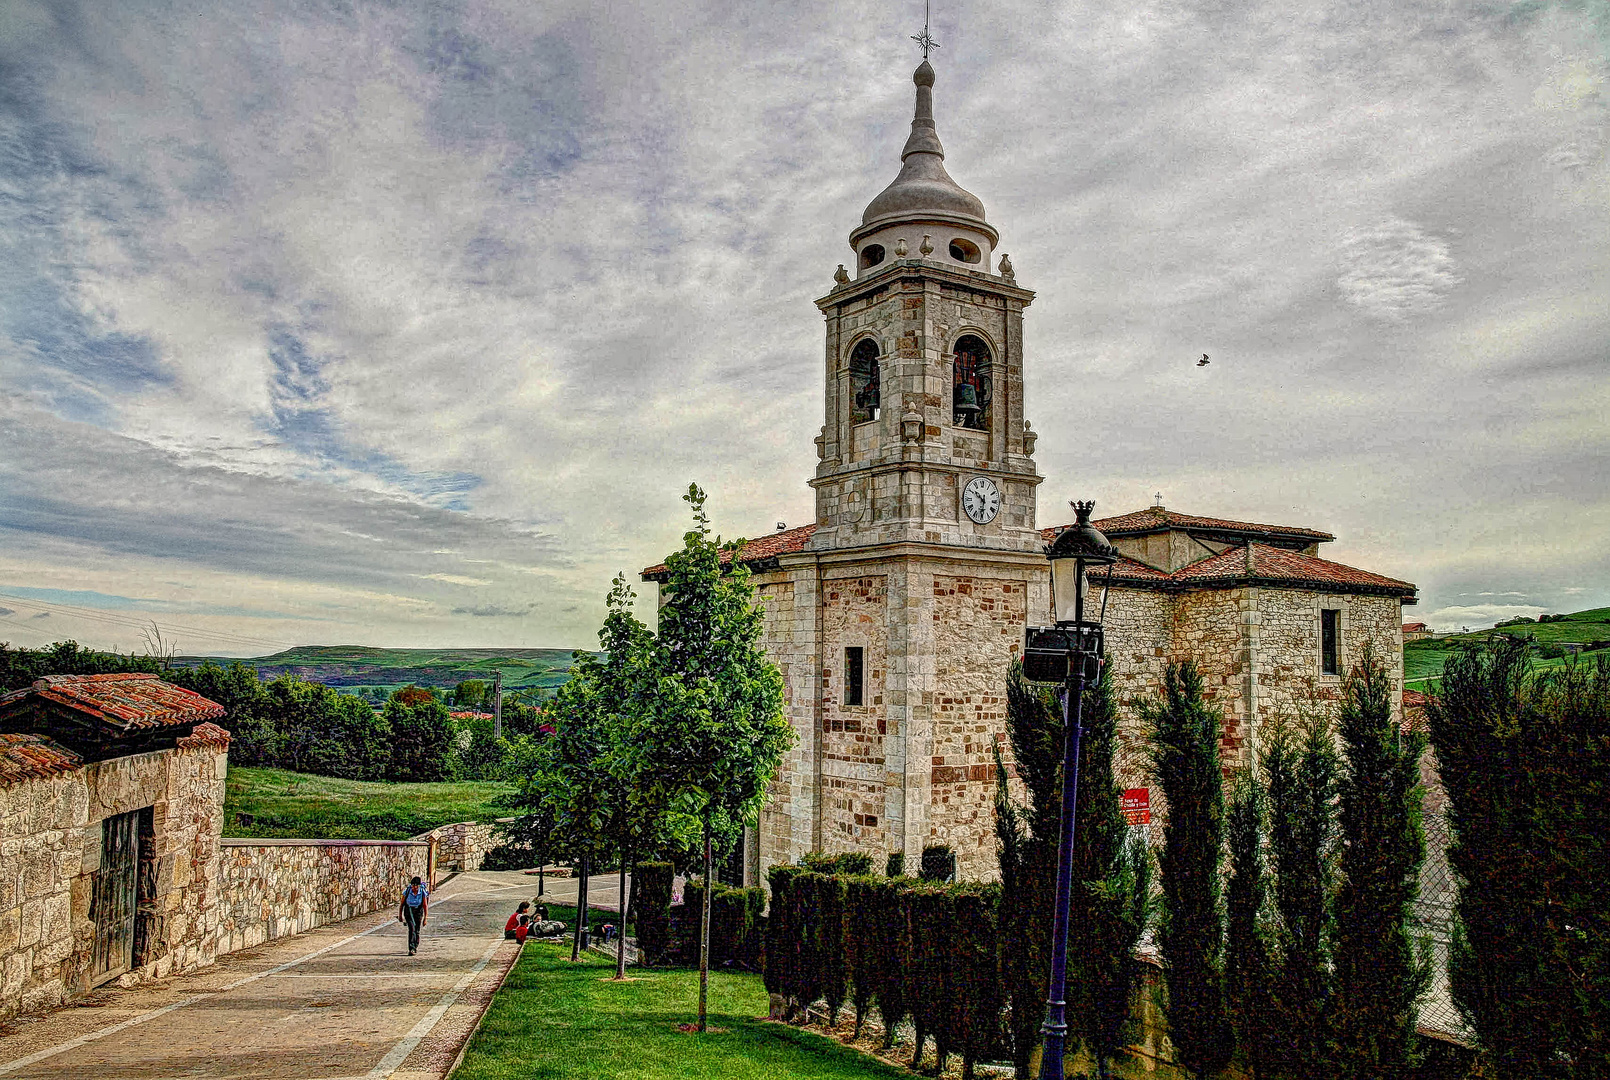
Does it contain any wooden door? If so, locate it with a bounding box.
[90,810,140,983]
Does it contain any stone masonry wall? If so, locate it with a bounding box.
[752,571,821,877]
[928,573,1026,881]
[427,821,494,873]
[215,839,429,954]
[0,770,84,1017]
[820,574,890,857]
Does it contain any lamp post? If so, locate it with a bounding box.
[1022,500,1118,1080]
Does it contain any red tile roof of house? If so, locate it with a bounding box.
[1403,622,1429,633]
[1046,506,1334,543]
[0,732,82,781]
[1402,689,1433,710]
[2,673,227,730]
[642,523,818,579]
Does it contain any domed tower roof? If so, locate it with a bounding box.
[857,61,994,243]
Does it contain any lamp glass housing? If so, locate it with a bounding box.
[1051,557,1087,626]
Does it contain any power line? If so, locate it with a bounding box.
[0,591,297,654]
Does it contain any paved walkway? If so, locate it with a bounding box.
[0,870,550,1080]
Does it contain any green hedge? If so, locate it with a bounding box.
[630,861,673,965]
[670,878,765,970]
[762,857,1004,1077]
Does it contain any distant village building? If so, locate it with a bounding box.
[1403,621,1433,641]
[645,61,1418,883]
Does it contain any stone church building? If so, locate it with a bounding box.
[645,61,1417,884]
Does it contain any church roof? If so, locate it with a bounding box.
[1168,542,1416,596]
[1071,506,1335,544]
[859,61,990,235]
[640,523,818,581]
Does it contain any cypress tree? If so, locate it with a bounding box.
[995,663,1064,1077]
[1332,644,1429,1078]
[1141,660,1233,1080]
[1071,662,1151,1079]
[1225,770,1280,1078]
[1427,641,1610,1077]
[1262,712,1338,1077]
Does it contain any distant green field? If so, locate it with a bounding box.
[1405,606,1610,690]
[223,767,516,839]
[174,644,590,695]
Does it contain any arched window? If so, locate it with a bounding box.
[860,244,886,270]
[948,238,981,264]
[849,338,881,424]
[952,335,991,430]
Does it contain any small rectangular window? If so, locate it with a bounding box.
[1321,609,1340,675]
[844,647,864,707]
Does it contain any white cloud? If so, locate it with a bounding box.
[1423,604,1547,632]
[0,0,1606,651]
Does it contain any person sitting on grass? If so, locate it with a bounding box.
[513,914,532,945]
[504,901,531,940]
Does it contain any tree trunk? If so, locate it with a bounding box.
[615,847,630,979]
[572,854,590,963]
[698,814,712,1032]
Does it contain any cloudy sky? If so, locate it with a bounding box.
[1,0,1606,655]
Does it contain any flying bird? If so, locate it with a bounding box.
[1198,353,1210,367]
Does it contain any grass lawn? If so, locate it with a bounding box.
[453,942,910,1080]
[223,766,514,839]
[1404,606,1610,690]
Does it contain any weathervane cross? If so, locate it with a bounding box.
[911,0,940,59]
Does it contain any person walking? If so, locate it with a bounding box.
[398,875,429,955]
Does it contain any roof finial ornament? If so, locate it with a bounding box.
[911,0,941,60]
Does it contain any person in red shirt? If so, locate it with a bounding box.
[504,902,531,940]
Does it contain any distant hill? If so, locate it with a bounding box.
[1405,606,1610,688]
[172,645,588,694]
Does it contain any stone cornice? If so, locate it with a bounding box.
[816,258,1035,310]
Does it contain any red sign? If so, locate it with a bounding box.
[1122,788,1151,826]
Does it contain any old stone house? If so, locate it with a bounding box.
[0,674,230,1016]
[643,60,1418,884]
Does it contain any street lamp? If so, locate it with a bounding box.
[1022,500,1118,1080]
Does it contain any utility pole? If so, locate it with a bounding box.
[493,669,503,739]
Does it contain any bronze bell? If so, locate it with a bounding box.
[953,383,981,425]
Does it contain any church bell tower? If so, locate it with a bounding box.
[810,59,1042,553]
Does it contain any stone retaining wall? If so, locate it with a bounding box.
[214,839,430,954]
[423,820,496,873]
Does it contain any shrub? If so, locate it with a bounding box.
[799,851,874,875]
[885,851,904,877]
[631,861,673,965]
[868,875,911,1047]
[764,865,808,1013]
[843,874,880,1034]
[951,882,1003,1080]
[903,881,950,1069]
[673,878,764,970]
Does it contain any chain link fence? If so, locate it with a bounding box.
[1413,808,1468,1043]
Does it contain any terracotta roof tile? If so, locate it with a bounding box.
[1044,506,1334,543]
[0,732,82,781]
[176,721,232,750]
[15,673,226,730]
[1169,543,1416,595]
[643,523,818,578]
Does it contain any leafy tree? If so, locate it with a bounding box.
[1262,713,1338,1077]
[1141,660,1232,1079]
[1,640,161,691]
[452,679,488,708]
[384,690,453,781]
[1331,643,1429,1079]
[631,484,793,1031]
[1427,641,1610,1077]
[167,660,276,765]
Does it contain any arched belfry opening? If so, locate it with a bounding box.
[952,334,991,430]
[850,338,881,423]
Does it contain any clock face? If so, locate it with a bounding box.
[962,475,1001,524]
